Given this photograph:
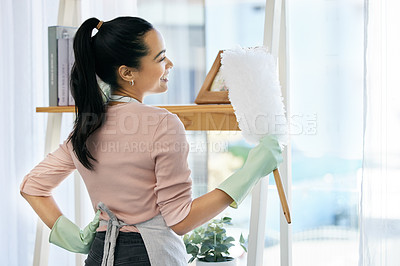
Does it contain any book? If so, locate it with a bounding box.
[57,33,68,106]
[68,37,75,106]
[48,26,77,106]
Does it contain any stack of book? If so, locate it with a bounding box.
[48,26,77,106]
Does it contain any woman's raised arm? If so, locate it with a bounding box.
[171,135,282,236]
[170,189,232,235]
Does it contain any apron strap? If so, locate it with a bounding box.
[97,202,134,266]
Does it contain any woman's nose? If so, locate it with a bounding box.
[166,57,174,69]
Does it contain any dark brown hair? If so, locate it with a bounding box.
[68,17,153,170]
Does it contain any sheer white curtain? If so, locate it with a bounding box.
[0,0,58,265]
[360,0,400,265]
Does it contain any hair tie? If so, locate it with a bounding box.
[96,21,103,30]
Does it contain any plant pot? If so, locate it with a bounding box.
[196,259,237,266]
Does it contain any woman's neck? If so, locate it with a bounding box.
[108,90,143,106]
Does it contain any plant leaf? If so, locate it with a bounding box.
[202,239,215,247]
[224,236,235,243]
[184,215,247,262]
[225,243,235,249]
[215,243,228,253]
[204,231,214,238]
[193,234,203,244]
[204,254,216,262]
[222,217,232,224]
[200,244,211,254]
[188,256,196,263]
[216,254,231,262]
[239,233,245,244]
[185,243,199,256]
[239,233,248,252]
[223,256,234,262]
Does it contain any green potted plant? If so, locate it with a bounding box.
[183,216,247,265]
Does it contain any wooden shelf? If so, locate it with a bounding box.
[36,104,240,131]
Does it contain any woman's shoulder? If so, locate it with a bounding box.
[135,104,179,123]
[109,102,183,129]
[141,104,173,116]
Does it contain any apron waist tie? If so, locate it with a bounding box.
[97,202,135,266]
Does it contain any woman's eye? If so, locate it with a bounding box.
[159,56,166,62]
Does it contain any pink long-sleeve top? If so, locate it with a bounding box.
[20,101,193,232]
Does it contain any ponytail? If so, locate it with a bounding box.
[68,16,154,170]
[68,18,105,170]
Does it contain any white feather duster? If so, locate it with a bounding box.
[220,46,291,224]
[220,46,288,149]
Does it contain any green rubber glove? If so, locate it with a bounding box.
[217,135,283,208]
[49,210,101,254]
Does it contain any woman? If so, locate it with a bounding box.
[20,17,282,265]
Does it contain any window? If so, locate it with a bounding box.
[289,0,363,264]
[140,1,364,264]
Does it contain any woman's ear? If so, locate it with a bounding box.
[117,65,136,82]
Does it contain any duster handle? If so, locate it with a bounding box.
[273,169,291,224]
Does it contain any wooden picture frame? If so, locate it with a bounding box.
[195,50,231,104]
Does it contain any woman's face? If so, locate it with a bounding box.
[134,29,173,96]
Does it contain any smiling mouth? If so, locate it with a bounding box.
[160,73,169,82]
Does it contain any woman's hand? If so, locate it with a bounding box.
[20,191,100,254]
[217,135,282,208]
[49,210,100,254]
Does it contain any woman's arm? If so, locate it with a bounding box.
[171,135,283,236]
[170,189,233,235]
[20,191,62,229]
